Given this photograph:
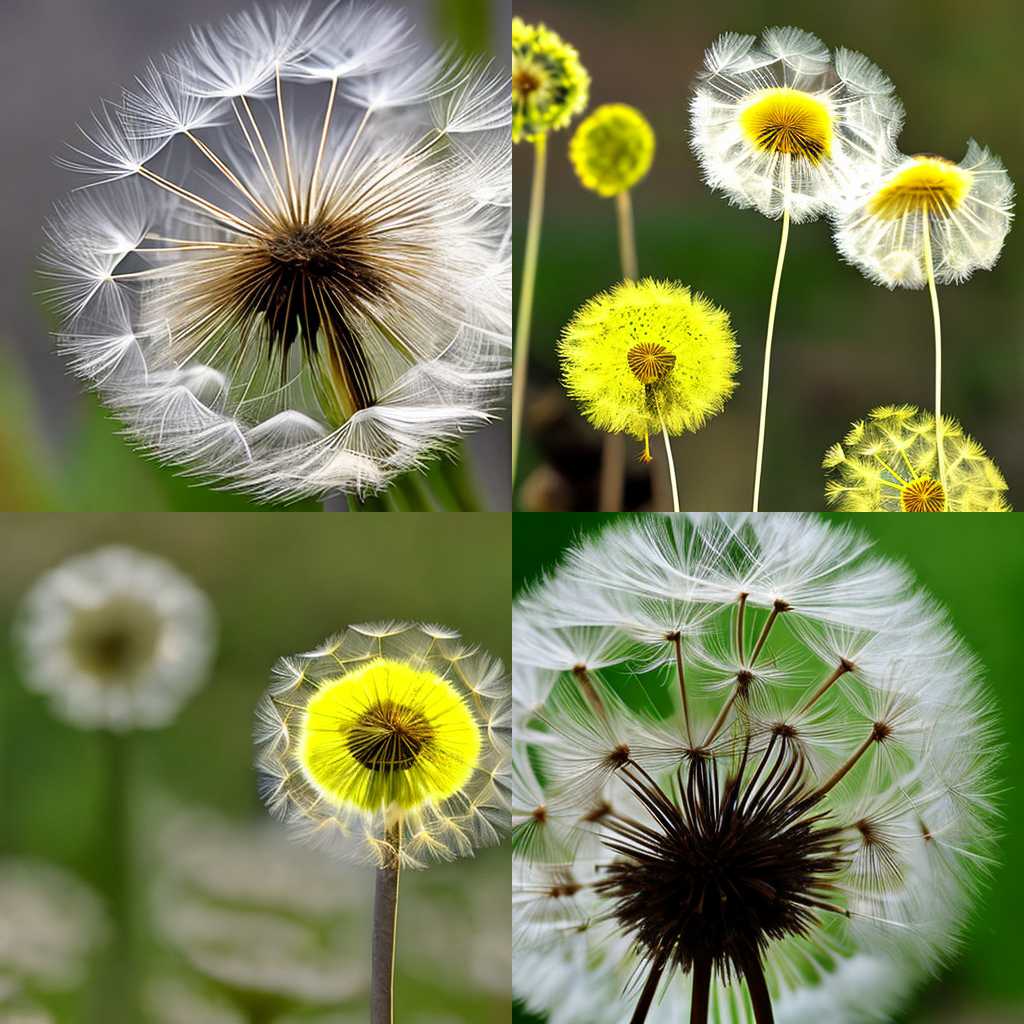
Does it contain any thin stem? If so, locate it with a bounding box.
[735,593,748,662]
[616,190,639,279]
[371,826,402,1024]
[511,133,548,485]
[629,955,667,1024]
[740,953,774,1024]
[749,603,786,666]
[690,955,712,1024]
[798,660,852,714]
[182,130,275,222]
[572,664,607,720]
[309,76,339,218]
[922,216,949,508]
[752,206,791,512]
[670,633,693,748]
[810,729,877,802]
[275,63,299,217]
[661,416,680,512]
[703,689,737,748]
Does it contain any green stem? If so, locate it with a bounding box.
[922,218,949,508]
[511,133,548,488]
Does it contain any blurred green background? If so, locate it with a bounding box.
[512,512,1024,1024]
[0,512,511,1022]
[512,0,1024,511]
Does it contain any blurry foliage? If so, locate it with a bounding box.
[511,512,1024,1021]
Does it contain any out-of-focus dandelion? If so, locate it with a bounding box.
[833,145,1014,503]
[559,278,738,512]
[513,513,998,1024]
[568,103,656,511]
[824,405,1010,511]
[152,805,367,1019]
[690,27,903,511]
[512,16,589,487]
[255,622,510,1024]
[14,546,214,1024]
[44,4,511,504]
[0,860,108,1000]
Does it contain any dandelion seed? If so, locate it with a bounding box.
[514,513,998,1024]
[833,145,1014,502]
[824,405,1010,512]
[690,27,903,511]
[255,622,510,1024]
[511,16,589,487]
[558,278,739,512]
[44,4,511,501]
[14,546,215,731]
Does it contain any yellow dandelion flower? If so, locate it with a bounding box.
[512,17,590,144]
[559,278,738,464]
[823,405,1010,512]
[569,104,655,197]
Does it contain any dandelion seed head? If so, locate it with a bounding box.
[14,546,215,731]
[46,4,510,501]
[256,622,510,869]
[514,514,998,1024]
[512,18,589,144]
[834,141,1014,287]
[824,406,1010,512]
[569,104,655,197]
[558,278,738,459]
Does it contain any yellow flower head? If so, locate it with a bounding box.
[256,622,510,869]
[299,659,481,813]
[558,278,738,460]
[823,405,1010,512]
[569,104,656,197]
[512,17,589,143]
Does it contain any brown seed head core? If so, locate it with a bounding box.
[627,342,676,385]
[346,700,434,773]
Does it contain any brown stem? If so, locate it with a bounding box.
[371,826,401,1024]
[740,953,774,1024]
[749,601,788,665]
[703,689,738,748]
[572,665,607,720]
[735,592,748,662]
[629,955,667,1024]
[810,728,878,803]
[670,633,693,747]
[690,956,711,1024]
[798,659,852,715]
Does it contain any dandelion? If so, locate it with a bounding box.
[569,103,656,511]
[833,145,1014,503]
[255,622,510,1024]
[513,513,998,1024]
[558,278,738,512]
[690,28,903,510]
[824,404,1010,512]
[512,16,589,485]
[44,4,511,504]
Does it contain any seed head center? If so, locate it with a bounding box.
[346,700,434,773]
[513,66,542,98]
[899,476,946,512]
[867,157,971,220]
[739,87,833,164]
[627,342,676,385]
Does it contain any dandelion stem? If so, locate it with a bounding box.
[740,952,775,1024]
[752,206,790,513]
[572,664,607,720]
[690,954,712,1024]
[661,416,680,512]
[275,63,299,218]
[810,729,878,802]
[511,133,547,486]
[629,954,667,1024]
[616,190,639,281]
[371,826,402,1024]
[922,217,949,509]
[309,76,339,218]
[670,633,693,748]
[735,593,748,662]
[798,660,852,714]
[183,130,275,222]
[749,602,786,666]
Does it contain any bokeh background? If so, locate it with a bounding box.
[513,512,1024,1024]
[0,0,512,512]
[512,0,1024,511]
[0,512,511,1022]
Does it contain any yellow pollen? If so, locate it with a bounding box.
[739,88,833,164]
[867,156,972,220]
[899,476,946,512]
[627,342,676,385]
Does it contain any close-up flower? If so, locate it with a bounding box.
[558,278,738,509]
[513,513,998,1024]
[14,545,215,730]
[512,17,590,145]
[43,3,511,503]
[823,405,1010,512]
[569,104,655,198]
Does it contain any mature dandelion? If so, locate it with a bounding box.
[569,103,656,511]
[513,513,998,1024]
[44,3,511,503]
[690,27,903,511]
[824,405,1010,512]
[559,278,738,512]
[255,622,510,1024]
[512,16,589,486]
[833,145,1014,503]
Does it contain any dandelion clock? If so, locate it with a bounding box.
[513,513,998,1024]
[255,622,510,1024]
[44,3,511,503]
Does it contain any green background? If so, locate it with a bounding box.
[0,512,512,1022]
[513,0,1024,512]
[513,512,1024,1024]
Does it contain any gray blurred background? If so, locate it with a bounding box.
[0,0,512,511]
